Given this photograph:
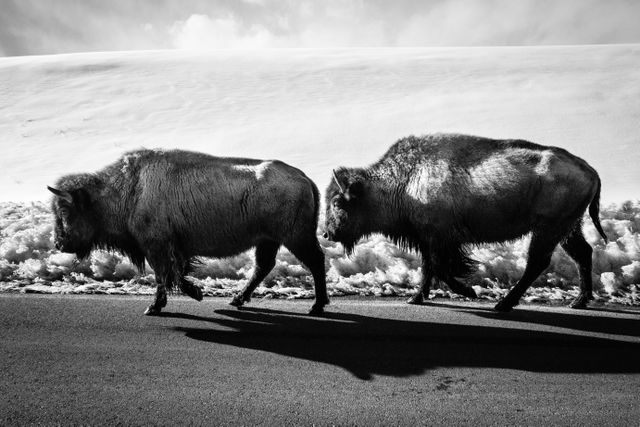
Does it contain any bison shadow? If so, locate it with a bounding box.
[166,306,640,380]
[434,303,640,337]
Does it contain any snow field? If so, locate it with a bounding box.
[2,46,640,204]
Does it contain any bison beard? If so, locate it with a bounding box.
[325,133,607,311]
[49,149,329,315]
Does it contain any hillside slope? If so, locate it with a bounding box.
[1,46,639,202]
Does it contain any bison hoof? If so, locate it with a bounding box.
[144,305,162,316]
[407,294,425,305]
[494,299,515,312]
[570,293,593,309]
[157,293,167,308]
[465,287,478,299]
[309,304,325,316]
[181,284,203,302]
[229,295,246,308]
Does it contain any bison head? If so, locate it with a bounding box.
[47,186,97,259]
[324,169,369,254]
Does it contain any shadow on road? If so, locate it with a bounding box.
[165,307,640,380]
[432,303,640,337]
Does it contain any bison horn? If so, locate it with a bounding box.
[47,186,73,204]
[332,170,345,194]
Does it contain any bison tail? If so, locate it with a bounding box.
[310,178,321,222]
[588,177,608,243]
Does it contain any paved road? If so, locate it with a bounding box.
[1,294,639,426]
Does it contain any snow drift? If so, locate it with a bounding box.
[0,201,638,305]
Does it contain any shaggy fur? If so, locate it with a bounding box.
[325,133,607,311]
[50,149,329,315]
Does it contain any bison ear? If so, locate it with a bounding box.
[344,180,364,202]
[47,186,91,210]
[47,186,73,204]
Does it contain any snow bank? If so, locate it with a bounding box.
[0,201,638,305]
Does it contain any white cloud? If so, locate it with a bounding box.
[4,0,639,56]
[168,5,388,50]
[169,14,277,49]
[167,1,640,51]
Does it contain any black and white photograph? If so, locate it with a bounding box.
[1,0,639,425]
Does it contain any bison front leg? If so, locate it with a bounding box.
[144,274,168,316]
[140,245,175,315]
[143,246,203,315]
[230,241,280,308]
[408,267,434,305]
[408,243,435,305]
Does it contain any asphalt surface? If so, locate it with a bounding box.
[1,294,639,426]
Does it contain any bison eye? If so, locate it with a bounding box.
[59,205,76,220]
[57,207,74,228]
[332,198,345,210]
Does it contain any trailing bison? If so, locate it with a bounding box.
[324,133,607,312]
[48,149,329,315]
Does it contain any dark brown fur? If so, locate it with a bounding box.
[49,149,329,315]
[325,133,607,311]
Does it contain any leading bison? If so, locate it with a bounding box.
[324,133,607,312]
[48,149,329,315]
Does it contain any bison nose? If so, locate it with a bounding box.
[54,242,61,250]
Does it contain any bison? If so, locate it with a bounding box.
[324,133,607,312]
[48,149,329,315]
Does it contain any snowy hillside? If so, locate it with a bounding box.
[1,45,639,203]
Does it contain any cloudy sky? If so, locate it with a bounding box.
[1,0,640,56]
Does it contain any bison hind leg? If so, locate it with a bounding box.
[495,228,563,312]
[285,237,329,316]
[569,292,593,309]
[231,240,280,308]
[561,224,595,309]
[407,292,427,305]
